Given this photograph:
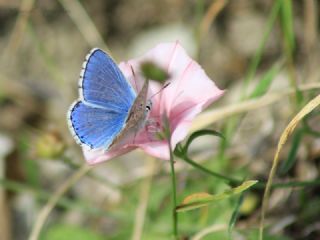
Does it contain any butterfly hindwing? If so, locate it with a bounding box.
[68,101,128,149]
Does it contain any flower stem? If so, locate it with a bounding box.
[168,140,178,239]
[182,155,241,186]
[181,155,320,190]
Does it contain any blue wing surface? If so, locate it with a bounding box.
[79,48,136,112]
[68,101,127,149]
[69,48,137,149]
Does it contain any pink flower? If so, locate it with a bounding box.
[83,42,224,164]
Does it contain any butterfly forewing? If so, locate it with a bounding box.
[79,49,136,110]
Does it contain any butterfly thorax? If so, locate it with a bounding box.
[109,80,151,149]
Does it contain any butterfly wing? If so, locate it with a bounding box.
[79,48,136,110]
[68,48,136,149]
[68,101,128,149]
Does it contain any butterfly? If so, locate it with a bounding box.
[67,48,152,151]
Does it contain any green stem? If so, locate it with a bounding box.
[169,139,178,239]
[241,0,282,99]
[183,155,241,186]
[181,155,320,190]
[218,0,282,158]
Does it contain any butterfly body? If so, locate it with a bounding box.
[109,79,151,149]
[67,48,151,151]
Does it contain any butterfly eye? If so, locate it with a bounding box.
[146,100,152,112]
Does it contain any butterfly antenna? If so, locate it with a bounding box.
[130,65,139,92]
[150,82,171,99]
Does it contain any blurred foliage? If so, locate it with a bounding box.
[0,0,320,240]
[140,61,170,83]
[42,224,104,240]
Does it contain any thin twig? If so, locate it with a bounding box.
[131,158,156,240]
[0,178,114,218]
[2,0,35,63]
[29,164,92,240]
[0,137,13,240]
[192,223,227,240]
[58,0,109,52]
[191,82,320,132]
[199,0,228,40]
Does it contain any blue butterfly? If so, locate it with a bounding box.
[67,48,152,150]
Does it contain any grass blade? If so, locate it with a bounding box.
[279,127,304,175]
[228,193,245,239]
[280,0,295,53]
[250,62,282,99]
[241,0,282,98]
[259,94,320,240]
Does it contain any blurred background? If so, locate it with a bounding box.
[0,0,320,239]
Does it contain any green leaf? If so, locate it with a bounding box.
[249,62,282,99]
[241,0,281,98]
[183,129,224,156]
[279,127,304,175]
[42,224,104,240]
[280,0,295,53]
[176,180,258,212]
[173,143,184,157]
[228,193,245,238]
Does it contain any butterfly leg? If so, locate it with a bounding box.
[132,131,138,144]
[144,118,161,141]
[146,118,161,132]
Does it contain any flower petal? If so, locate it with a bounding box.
[150,42,224,148]
[159,43,224,115]
[83,146,136,165]
[136,140,170,160]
